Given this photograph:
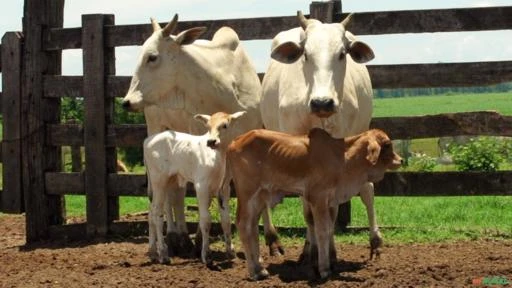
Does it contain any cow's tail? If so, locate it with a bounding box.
[218,154,233,210]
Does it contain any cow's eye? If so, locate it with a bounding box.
[147,54,158,63]
[339,52,346,60]
[221,124,228,129]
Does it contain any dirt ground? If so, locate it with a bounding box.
[1,214,511,288]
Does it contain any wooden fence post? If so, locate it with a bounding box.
[309,0,351,230]
[104,15,119,222]
[83,14,115,237]
[21,0,65,242]
[1,32,24,213]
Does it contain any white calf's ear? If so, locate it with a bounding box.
[366,140,381,165]
[194,114,210,126]
[230,111,247,121]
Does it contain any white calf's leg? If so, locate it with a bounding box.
[149,185,169,264]
[359,182,382,259]
[195,184,212,264]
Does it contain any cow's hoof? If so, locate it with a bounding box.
[250,268,269,281]
[166,232,180,256]
[226,248,236,260]
[269,244,284,257]
[369,236,383,260]
[319,269,332,280]
[159,255,171,265]
[148,248,159,263]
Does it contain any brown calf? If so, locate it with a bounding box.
[227,128,402,280]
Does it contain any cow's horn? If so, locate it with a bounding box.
[162,14,178,37]
[297,11,311,30]
[341,13,354,28]
[150,17,161,32]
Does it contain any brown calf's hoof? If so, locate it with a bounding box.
[250,268,270,281]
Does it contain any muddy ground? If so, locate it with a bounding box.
[1,214,511,287]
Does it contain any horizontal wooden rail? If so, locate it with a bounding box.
[369,61,512,88]
[45,171,512,197]
[337,6,512,35]
[42,61,512,99]
[43,6,512,50]
[47,111,512,147]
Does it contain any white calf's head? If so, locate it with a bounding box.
[122,14,207,111]
[194,111,247,149]
[271,12,374,118]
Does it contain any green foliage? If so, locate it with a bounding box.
[401,152,437,172]
[61,98,84,123]
[448,137,504,172]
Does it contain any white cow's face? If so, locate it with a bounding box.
[271,12,374,118]
[122,15,206,111]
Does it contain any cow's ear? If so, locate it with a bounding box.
[348,41,374,63]
[366,140,381,165]
[230,111,247,121]
[271,41,304,64]
[194,114,210,126]
[175,27,207,45]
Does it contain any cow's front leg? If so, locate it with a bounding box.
[195,184,212,265]
[164,180,181,257]
[238,198,268,281]
[149,186,169,264]
[359,182,382,259]
[299,200,317,265]
[262,206,284,256]
[312,204,333,279]
[173,184,195,256]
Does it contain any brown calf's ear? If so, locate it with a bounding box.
[194,114,210,126]
[366,140,381,165]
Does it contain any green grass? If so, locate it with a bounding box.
[373,92,512,117]
[5,91,512,244]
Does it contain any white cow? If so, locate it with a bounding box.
[122,14,263,255]
[260,12,380,258]
[144,111,245,264]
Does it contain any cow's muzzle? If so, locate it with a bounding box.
[206,139,218,149]
[310,98,335,118]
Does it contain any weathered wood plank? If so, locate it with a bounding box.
[370,111,512,139]
[42,61,512,100]
[46,112,512,148]
[104,15,120,223]
[370,61,512,89]
[21,0,65,242]
[43,75,83,98]
[45,172,84,195]
[376,171,512,196]
[1,32,24,213]
[341,6,512,36]
[82,14,109,237]
[45,171,512,197]
[44,0,66,226]
[43,6,512,50]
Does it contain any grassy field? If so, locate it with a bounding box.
[5,92,512,243]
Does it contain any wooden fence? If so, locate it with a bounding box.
[1,0,512,242]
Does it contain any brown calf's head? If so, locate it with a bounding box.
[194,111,247,149]
[365,129,403,181]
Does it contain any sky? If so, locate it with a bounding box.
[1,0,511,82]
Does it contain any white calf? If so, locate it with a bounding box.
[144,111,246,264]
